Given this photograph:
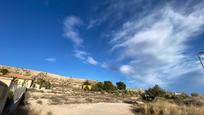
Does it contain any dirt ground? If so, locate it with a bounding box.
[24,90,135,115]
[28,102,134,115]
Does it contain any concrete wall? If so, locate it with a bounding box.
[16,79,32,88]
[0,80,9,113]
[0,76,13,88]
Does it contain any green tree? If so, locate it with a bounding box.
[92,82,104,91]
[103,81,116,91]
[116,81,126,90]
[141,85,167,101]
[34,78,51,89]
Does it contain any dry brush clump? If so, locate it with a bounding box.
[132,101,204,115]
[134,85,204,115]
[140,85,204,107]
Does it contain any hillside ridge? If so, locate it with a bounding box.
[0,64,96,89]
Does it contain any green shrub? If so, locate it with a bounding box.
[171,93,189,105]
[0,69,9,75]
[44,81,51,89]
[92,81,116,92]
[103,81,116,91]
[34,78,51,89]
[141,85,167,101]
[116,81,126,90]
[92,82,104,91]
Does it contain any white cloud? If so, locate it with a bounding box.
[63,16,83,46]
[119,65,134,75]
[87,19,98,29]
[87,56,98,65]
[111,3,204,86]
[45,58,56,62]
[74,49,88,60]
[101,63,109,69]
[63,16,100,66]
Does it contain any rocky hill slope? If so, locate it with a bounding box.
[0,65,96,89]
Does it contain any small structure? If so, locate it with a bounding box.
[10,73,32,89]
[0,73,32,89]
[0,75,13,88]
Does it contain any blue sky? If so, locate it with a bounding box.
[0,0,204,94]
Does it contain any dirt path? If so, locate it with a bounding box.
[26,90,135,115]
[29,102,134,115]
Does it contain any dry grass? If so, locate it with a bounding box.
[132,100,204,115]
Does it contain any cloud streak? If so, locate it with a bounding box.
[45,58,56,62]
[63,16,83,47]
[63,1,204,92]
[110,1,204,87]
[63,16,99,66]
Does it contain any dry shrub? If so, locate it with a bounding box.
[37,100,43,104]
[4,107,40,115]
[132,101,204,115]
[47,111,53,115]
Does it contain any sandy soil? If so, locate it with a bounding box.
[29,101,134,115]
[26,90,135,115]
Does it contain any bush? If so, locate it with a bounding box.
[116,81,126,90]
[92,82,104,91]
[103,81,116,91]
[44,81,51,89]
[191,92,199,97]
[0,69,9,75]
[171,93,189,105]
[83,85,90,91]
[83,80,91,85]
[141,85,167,101]
[34,78,51,89]
[132,101,204,115]
[92,81,116,92]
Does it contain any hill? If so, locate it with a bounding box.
[0,65,96,89]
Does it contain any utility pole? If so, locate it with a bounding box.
[198,52,204,69]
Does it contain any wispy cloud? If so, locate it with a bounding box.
[74,49,88,60]
[63,16,83,47]
[110,1,204,87]
[63,1,204,90]
[45,58,56,62]
[87,56,98,65]
[63,16,99,66]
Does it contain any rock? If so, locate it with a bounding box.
[136,101,144,104]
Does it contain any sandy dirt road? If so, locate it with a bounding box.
[29,102,134,115]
